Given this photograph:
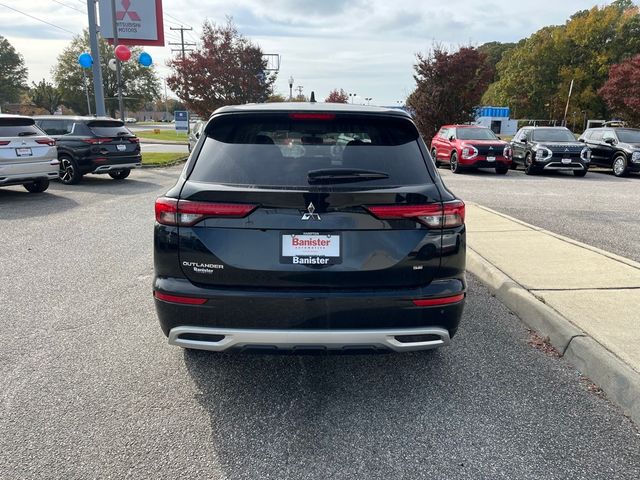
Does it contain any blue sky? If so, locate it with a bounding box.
[0,0,619,105]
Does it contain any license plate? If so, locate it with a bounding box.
[487,156,496,162]
[16,147,32,157]
[281,233,341,265]
[117,144,126,151]
[562,158,572,164]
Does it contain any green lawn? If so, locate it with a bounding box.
[142,152,188,166]
[137,129,188,142]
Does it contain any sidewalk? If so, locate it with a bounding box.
[465,203,640,424]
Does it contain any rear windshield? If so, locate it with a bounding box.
[616,129,640,143]
[87,120,131,137]
[532,128,575,142]
[190,113,430,187]
[456,128,498,140]
[0,117,43,137]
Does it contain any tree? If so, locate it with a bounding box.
[477,42,516,83]
[407,46,491,141]
[483,2,640,120]
[53,30,160,116]
[167,20,276,117]
[325,88,349,103]
[599,55,640,126]
[30,79,63,114]
[0,36,28,106]
[265,93,287,103]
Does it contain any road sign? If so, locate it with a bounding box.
[99,0,165,47]
[175,111,189,132]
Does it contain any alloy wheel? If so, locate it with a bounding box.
[613,157,626,177]
[60,158,75,183]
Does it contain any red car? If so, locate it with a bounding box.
[430,125,512,174]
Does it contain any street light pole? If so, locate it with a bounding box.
[288,76,294,101]
[110,0,125,121]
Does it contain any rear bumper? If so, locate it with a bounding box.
[84,155,141,174]
[0,160,59,186]
[154,276,465,351]
[92,161,141,173]
[168,326,451,352]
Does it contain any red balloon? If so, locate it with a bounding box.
[114,45,131,62]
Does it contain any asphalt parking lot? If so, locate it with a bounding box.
[1,168,639,479]
[440,167,640,262]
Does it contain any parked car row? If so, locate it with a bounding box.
[430,124,640,177]
[0,114,141,193]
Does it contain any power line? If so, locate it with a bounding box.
[0,3,76,35]
[165,13,192,28]
[169,26,196,60]
[50,0,85,14]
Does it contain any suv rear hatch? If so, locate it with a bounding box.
[0,117,55,165]
[84,120,139,156]
[167,112,457,289]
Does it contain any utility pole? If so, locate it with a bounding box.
[86,0,105,116]
[110,0,125,121]
[169,26,195,60]
[295,85,304,100]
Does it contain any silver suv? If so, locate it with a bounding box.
[0,115,59,193]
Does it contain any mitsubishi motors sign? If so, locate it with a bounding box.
[99,0,165,46]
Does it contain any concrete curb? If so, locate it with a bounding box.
[141,157,187,169]
[467,248,640,426]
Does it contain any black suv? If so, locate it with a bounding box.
[153,103,466,353]
[510,126,591,176]
[34,116,141,184]
[579,127,640,177]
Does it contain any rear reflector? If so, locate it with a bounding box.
[289,113,336,121]
[155,197,258,226]
[35,138,56,146]
[154,291,208,305]
[365,200,465,228]
[412,294,465,307]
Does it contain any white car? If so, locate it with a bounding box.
[125,117,137,124]
[0,114,59,193]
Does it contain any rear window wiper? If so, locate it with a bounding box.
[307,168,390,184]
[18,131,38,136]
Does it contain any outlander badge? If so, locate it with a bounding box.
[302,202,321,221]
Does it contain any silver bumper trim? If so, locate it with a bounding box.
[543,162,586,171]
[92,162,140,173]
[168,326,451,352]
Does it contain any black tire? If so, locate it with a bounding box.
[108,168,131,180]
[59,155,82,185]
[431,148,441,167]
[524,153,537,176]
[495,165,509,175]
[450,151,463,174]
[573,169,588,177]
[612,155,628,177]
[510,161,518,170]
[23,179,49,193]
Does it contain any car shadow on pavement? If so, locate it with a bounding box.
[0,189,79,220]
[51,176,165,195]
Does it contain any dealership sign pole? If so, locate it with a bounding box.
[87,0,106,116]
[110,0,126,121]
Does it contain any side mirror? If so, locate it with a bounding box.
[195,131,200,139]
[578,138,585,142]
[522,137,528,144]
[604,137,615,145]
[448,135,455,142]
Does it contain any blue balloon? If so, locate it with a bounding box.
[139,52,152,67]
[78,52,93,68]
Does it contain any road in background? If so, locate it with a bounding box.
[1,168,639,479]
[141,143,189,154]
[440,168,640,263]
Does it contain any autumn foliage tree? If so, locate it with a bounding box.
[599,55,640,126]
[30,79,63,114]
[407,46,491,141]
[167,20,276,117]
[325,88,348,103]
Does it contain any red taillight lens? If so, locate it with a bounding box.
[365,200,465,229]
[36,138,56,146]
[289,113,336,121]
[82,138,111,145]
[155,197,258,226]
[129,137,140,143]
[412,293,465,307]
[0,140,10,146]
[154,291,207,305]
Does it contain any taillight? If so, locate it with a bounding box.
[0,140,9,146]
[82,138,111,145]
[365,200,465,229]
[155,197,258,226]
[289,113,336,121]
[36,138,56,146]
[412,293,465,307]
[129,137,140,143]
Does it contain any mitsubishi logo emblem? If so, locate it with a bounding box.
[117,0,141,21]
[565,148,569,152]
[301,202,321,221]
[489,146,493,150]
